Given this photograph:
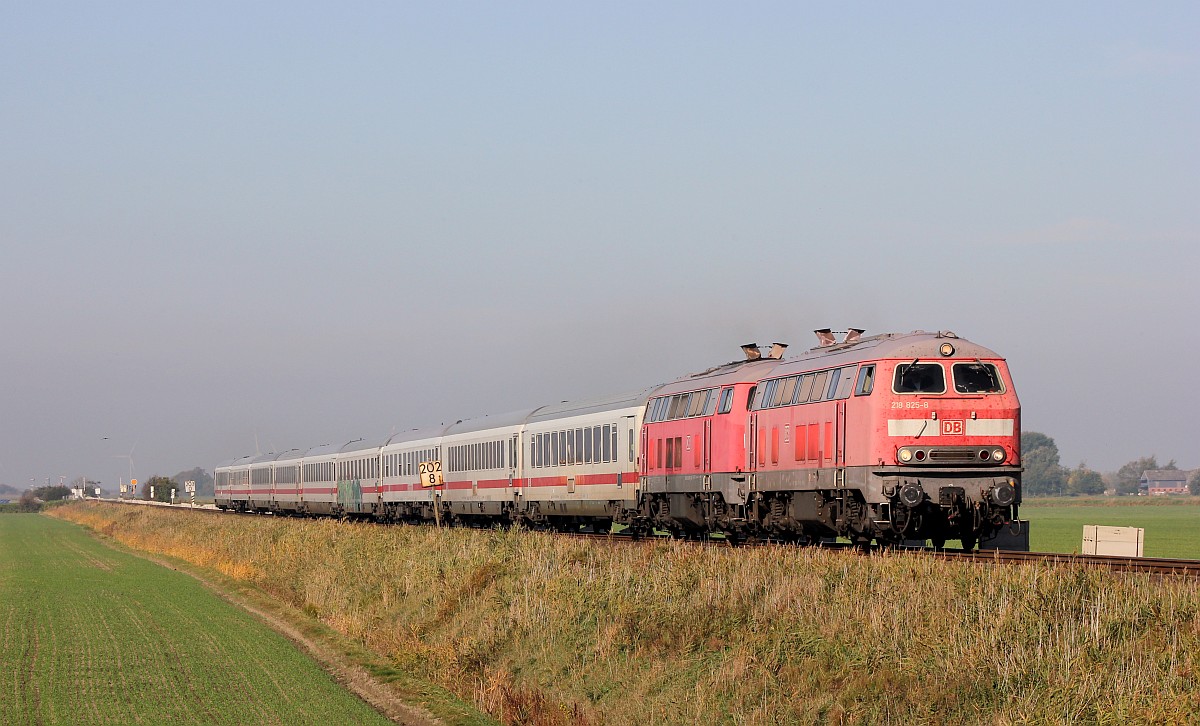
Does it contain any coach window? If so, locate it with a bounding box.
[603,424,613,462]
[717,388,734,414]
[855,365,876,396]
[893,363,946,394]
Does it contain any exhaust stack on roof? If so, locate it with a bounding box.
[843,328,865,344]
[741,343,762,361]
[767,342,788,359]
[814,329,836,347]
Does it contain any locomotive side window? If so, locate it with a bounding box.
[808,371,830,402]
[779,376,798,406]
[893,363,946,394]
[855,365,876,396]
[687,391,707,417]
[703,391,719,416]
[832,368,855,400]
[758,380,777,409]
[717,387,734,414]
[792,374,812,403]
[953,363,1004,394]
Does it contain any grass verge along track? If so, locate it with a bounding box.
[52,501,1200,725]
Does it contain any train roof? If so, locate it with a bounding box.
[303,443,341,458]
[383,425,451,448]
[248,453,279,466]
[444,408,536,436]
[653,358,786,396]
[273,449,305,464]
[340,437,387,455]
[526,387,658,422]
[771,330,1003,375]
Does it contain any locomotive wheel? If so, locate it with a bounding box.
[960,536,977,552]
[931,537,946,550]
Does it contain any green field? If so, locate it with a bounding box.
[1024,496,1200,558]
[0,514,392,725]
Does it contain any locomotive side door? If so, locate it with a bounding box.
[703,418,712,472]
[834,401,847,486]
[640,425,649,478]
[747,410,759,491]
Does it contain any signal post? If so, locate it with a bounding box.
[419,460,444,527]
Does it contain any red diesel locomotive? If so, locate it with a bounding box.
[637,330,1020,548]
[216,329,1020,549]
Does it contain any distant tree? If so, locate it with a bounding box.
[1113,456,1176,495]
[32,485,71,502]
[171,467,214,497]
[1067,464,1106,496]
[1189,470,1200,496]
[139,476,175,503]
[17,490,42,512]
[1021,431,1066,496]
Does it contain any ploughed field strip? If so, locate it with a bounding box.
[0,514,393,725]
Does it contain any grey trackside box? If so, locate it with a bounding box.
[980,520,1030,551]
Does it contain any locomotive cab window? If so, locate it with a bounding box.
[717,388,734,414]
[854,365,875,396]
[893,363,946,394]
[953,363,1004,394]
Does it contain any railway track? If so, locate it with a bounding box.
[105,499,1200,577]
[934,548,1200,577]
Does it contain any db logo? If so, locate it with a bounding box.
[941,420,964,435]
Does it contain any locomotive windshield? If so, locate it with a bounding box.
[893,362,946,394]
[953,362,1004,393]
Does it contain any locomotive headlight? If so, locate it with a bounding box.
[899,448,913,463]
[939,343,955,357]
[991,448,1006,463]
[991,482,1016,507]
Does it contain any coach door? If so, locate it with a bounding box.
[511,433,521,499]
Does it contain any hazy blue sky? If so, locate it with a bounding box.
[2,2,1196,490]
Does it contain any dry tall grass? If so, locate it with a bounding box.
[53,503,1200,725]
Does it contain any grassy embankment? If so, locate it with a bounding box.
[54,501,1200,725]
[1024,496,1200,558]
[0,513,397,725]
